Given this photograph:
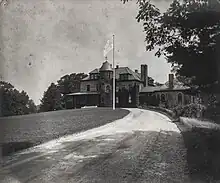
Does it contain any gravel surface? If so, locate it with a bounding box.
[0,108,129,156]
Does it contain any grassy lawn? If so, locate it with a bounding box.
[0,108,129,156]
[180,126,220,182]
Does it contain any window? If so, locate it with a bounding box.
[86,85,90,91]
[161,94,165,103]
[129,95,132,103]
[116,97,119,104]
[94,74,99,80]
[90,74,99,80]
[107,72,111,79]
[178,93,183,104]
[96,84,99,91]
[101,97,104,103]
[157,94,160,100]
[120,74,129,80]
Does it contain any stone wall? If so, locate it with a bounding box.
[140,90,195,109]
[80,80,99,92]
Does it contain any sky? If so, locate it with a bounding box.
[0,0,171,105]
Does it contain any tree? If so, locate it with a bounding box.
[57,73,87,94]
[0,81,37,116]
[148,77,154,86]
[27,99,37,114]
[123,0,220,92]
[39,83,63,112]
[39,73,88,112]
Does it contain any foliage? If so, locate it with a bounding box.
[123,0,220,92]
[148,77,154,86]
[173,103,206,118]
[0,81,37,116]
[39,83,63,112]
[57,73,87,94]
[39,73,87,112]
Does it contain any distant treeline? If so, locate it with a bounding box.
[0,73,87,117]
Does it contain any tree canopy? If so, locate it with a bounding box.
[0,81,37,116]
[39,73,87,112]
[123,0,220,92]
[39,83,63,112]
[57,73,87,94]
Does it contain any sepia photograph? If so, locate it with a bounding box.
[1,0,220,182]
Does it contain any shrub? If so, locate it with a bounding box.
[173,103,206,118]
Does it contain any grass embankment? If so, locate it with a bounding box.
[0,108,129,157]
[182,125,220,181]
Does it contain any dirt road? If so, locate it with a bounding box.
[1,108,189,183]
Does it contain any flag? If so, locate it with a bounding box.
[103,39,113,57]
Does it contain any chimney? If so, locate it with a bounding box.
[141,64,148,87]
[168,74,174,89]
[135,69,138,73]
[116,65,119,69]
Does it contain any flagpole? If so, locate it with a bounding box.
[112,34,115,110]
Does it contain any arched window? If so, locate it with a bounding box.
[161,94,165,103]
[178,93,183,104]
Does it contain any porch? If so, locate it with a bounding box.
[65,92,100,109]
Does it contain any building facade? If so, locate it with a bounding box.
[65,58,198,109]
[65,59,153,109]
[139,74,198,109]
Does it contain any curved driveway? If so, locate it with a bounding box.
[1,108,189,183]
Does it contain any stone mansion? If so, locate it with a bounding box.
[65,58,197,109]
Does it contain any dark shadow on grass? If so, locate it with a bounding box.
[181,127,220,182]
[1,142,34,157]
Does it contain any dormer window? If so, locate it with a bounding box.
[120,74,129,80]
[90,74,99,80]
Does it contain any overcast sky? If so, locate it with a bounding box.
[0,0,171,105]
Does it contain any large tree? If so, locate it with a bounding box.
[39,83,63,112]
[0,81,37,116]
[57,73,87,94]
[124,0,220,92]
[39,73,87,112]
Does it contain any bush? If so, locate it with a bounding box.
[173,103,206,118]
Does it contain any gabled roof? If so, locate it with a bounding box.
[115,67,141,81]
[82,66,143,82]
[82,68,99,80]
[82,75,90,80]
[90,68,99,74]
[140,78,190,93]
